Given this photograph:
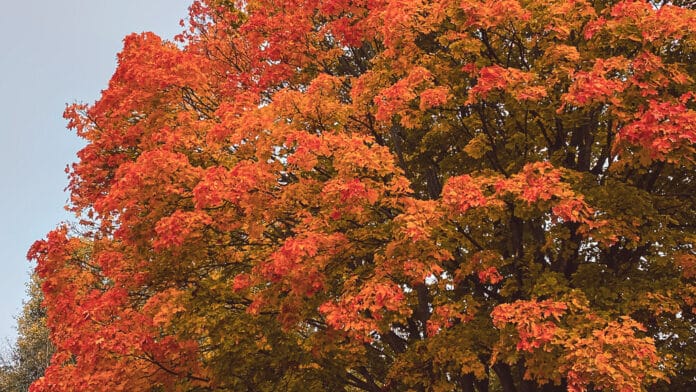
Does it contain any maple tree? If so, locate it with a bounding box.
[28,0,696,390]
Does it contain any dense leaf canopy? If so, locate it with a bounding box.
[29,0,696,391]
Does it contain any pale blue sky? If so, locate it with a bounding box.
[0,0,192,344]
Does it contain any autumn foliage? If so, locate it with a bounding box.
[28,0,696,391]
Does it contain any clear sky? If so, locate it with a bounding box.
[0,0,192,344]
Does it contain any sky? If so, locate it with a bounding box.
[0,0,192,345]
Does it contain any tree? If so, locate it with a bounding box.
[29,0,696,390]
[1,274,54,392]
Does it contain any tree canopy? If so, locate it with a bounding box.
[1,274,53,392]
[29,0,696,391]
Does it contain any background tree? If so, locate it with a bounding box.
[1,274,53,392]
[30,0,695,391]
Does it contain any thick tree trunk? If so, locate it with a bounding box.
[493,363,517,392]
